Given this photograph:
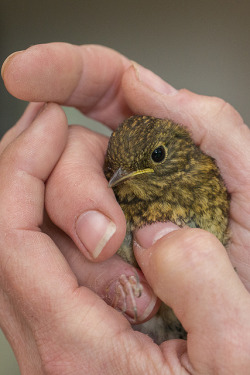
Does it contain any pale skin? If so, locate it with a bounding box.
[1,43,250,374]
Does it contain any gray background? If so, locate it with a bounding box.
[1,0,250,373]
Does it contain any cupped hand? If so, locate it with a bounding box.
[2,42,250,290]
[0,103,165,374]
[2,43,250,374]
[1,44,159,324]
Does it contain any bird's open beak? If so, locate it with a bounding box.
[108,167,154,188]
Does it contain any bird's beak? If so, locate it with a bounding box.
[108,167,154,188]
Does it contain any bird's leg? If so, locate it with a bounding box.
[111,272,143,323]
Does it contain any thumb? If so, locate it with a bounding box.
[134,223,250,374]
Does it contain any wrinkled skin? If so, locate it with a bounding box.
[1,43,250,374]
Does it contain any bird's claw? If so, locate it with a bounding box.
[111,273,143,323]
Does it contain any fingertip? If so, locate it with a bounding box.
[7,102,68,182]
[75,193,127,262]
[79,178,129,259]
[40,101,67,123]
[2,43,82,102]
[45,123,128,262]
[134,221,181,250]
[135,225,227,293]
[33,103,68,150]
[1,50,24,80]
[134,224,248,336]
[47,180,128,263]
[75,210,118,260]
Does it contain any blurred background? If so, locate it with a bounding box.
[1,0,250,373]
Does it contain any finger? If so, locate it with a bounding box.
[43,216,159,324]
[134,223,250,373]
[0,104,128,365]
[0,101,155,372]
[0,103,68,230]
[2,43,132,128]
[0,102,44,154]
[45,124,127,261]
[0,103,78,317]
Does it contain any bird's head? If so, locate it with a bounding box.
[104,116,204,203]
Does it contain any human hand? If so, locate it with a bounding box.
[1,44,159,325]
[0,102,162,374]
[2,43,250,374]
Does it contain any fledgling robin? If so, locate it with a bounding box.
[104,115,230,344]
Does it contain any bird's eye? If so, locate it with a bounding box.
[151,146,166,163]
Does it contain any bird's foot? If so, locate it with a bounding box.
[111,273,143,323]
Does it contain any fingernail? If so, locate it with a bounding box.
[107,273,159,323]
[134,222,180,249]
[1,50,24,78]
[133,282,158,323]
[76,210,116,259]
[124,281,158,323]
[131,61,178,96]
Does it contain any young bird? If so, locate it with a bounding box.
[104,115,230,344]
